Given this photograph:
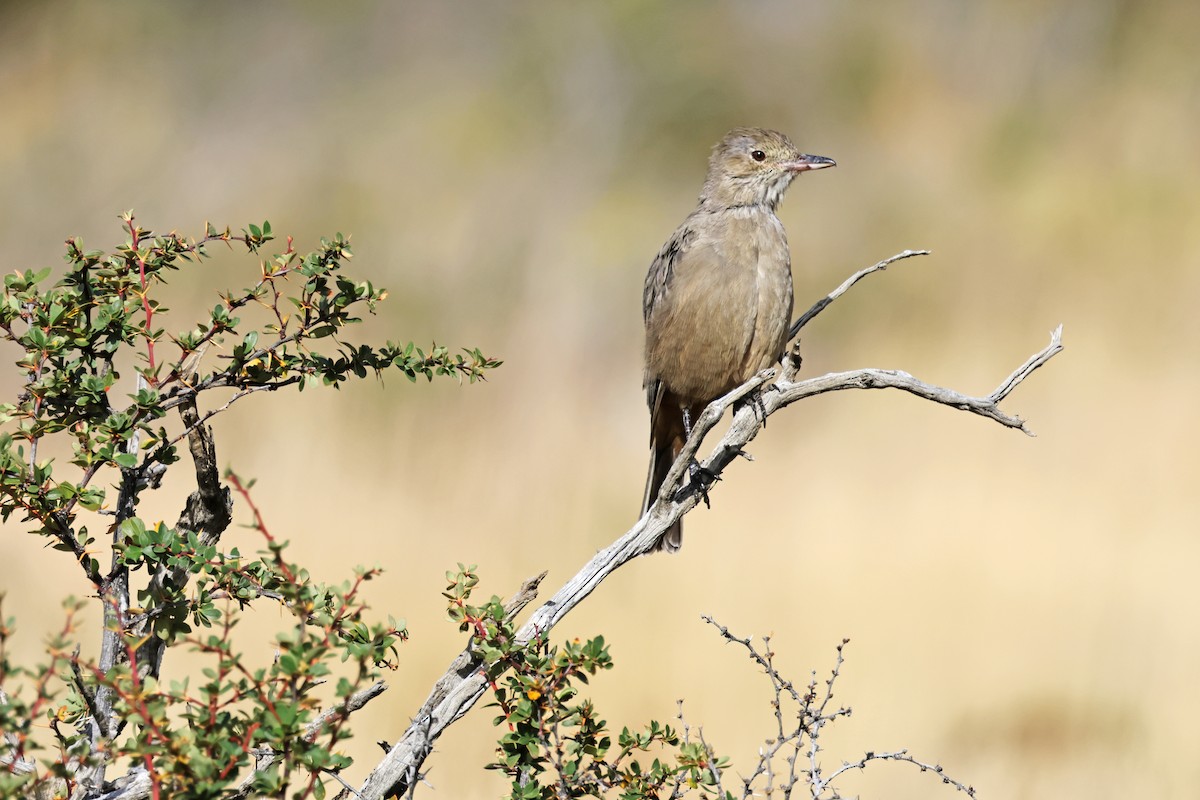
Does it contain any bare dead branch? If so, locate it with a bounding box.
[352,251,1056,798]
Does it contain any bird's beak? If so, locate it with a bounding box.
[784,154,837,172]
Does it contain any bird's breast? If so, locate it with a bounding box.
[646,208,794,403]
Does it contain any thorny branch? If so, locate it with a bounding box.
[4,219,495,800]
[351,251,1061,798]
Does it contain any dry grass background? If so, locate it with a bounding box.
[1,1,1198,797]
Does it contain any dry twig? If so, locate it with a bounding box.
[701,616,976,799]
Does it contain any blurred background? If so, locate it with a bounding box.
[1,1,1197,797]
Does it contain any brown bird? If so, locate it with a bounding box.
[641,127,835,553]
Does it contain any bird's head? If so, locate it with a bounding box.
[700,127,835,212]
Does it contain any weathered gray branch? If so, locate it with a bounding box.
[353,252,1064,798]
[73,397,234,799]
[81,377,150,796]
[130,397,233,680]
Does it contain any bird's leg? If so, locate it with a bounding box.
[675,406,720,507]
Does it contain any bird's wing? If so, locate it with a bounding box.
[642,222,695,325]
[645,375,667,434]
[642,221,696,415]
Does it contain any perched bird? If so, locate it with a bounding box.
[641,127,835,553]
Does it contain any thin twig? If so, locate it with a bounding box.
[320,769,363,800]
[705,619,975,799]
[143,380,301,470]
[69,648,107,739]
[817,749,976,797]
[788,249,930,340]
[988,324,1063,404]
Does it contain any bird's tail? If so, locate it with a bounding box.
[642,437,683,553]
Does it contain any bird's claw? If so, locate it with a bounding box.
[736,389,770,426]
[674,458,719,507]
[751,389,768,425]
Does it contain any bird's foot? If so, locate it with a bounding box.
[674,458,720,508]
[735,388,770,426]
[751,389,768,425]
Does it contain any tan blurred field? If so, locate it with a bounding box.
[2,2,1198,797]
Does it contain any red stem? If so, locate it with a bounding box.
[126,216,157,379]
[226,472,296,583]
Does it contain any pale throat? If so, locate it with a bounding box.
[702,173,797,213]
[761,173,797,211]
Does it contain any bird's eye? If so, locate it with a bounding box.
[751,150,766,162]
